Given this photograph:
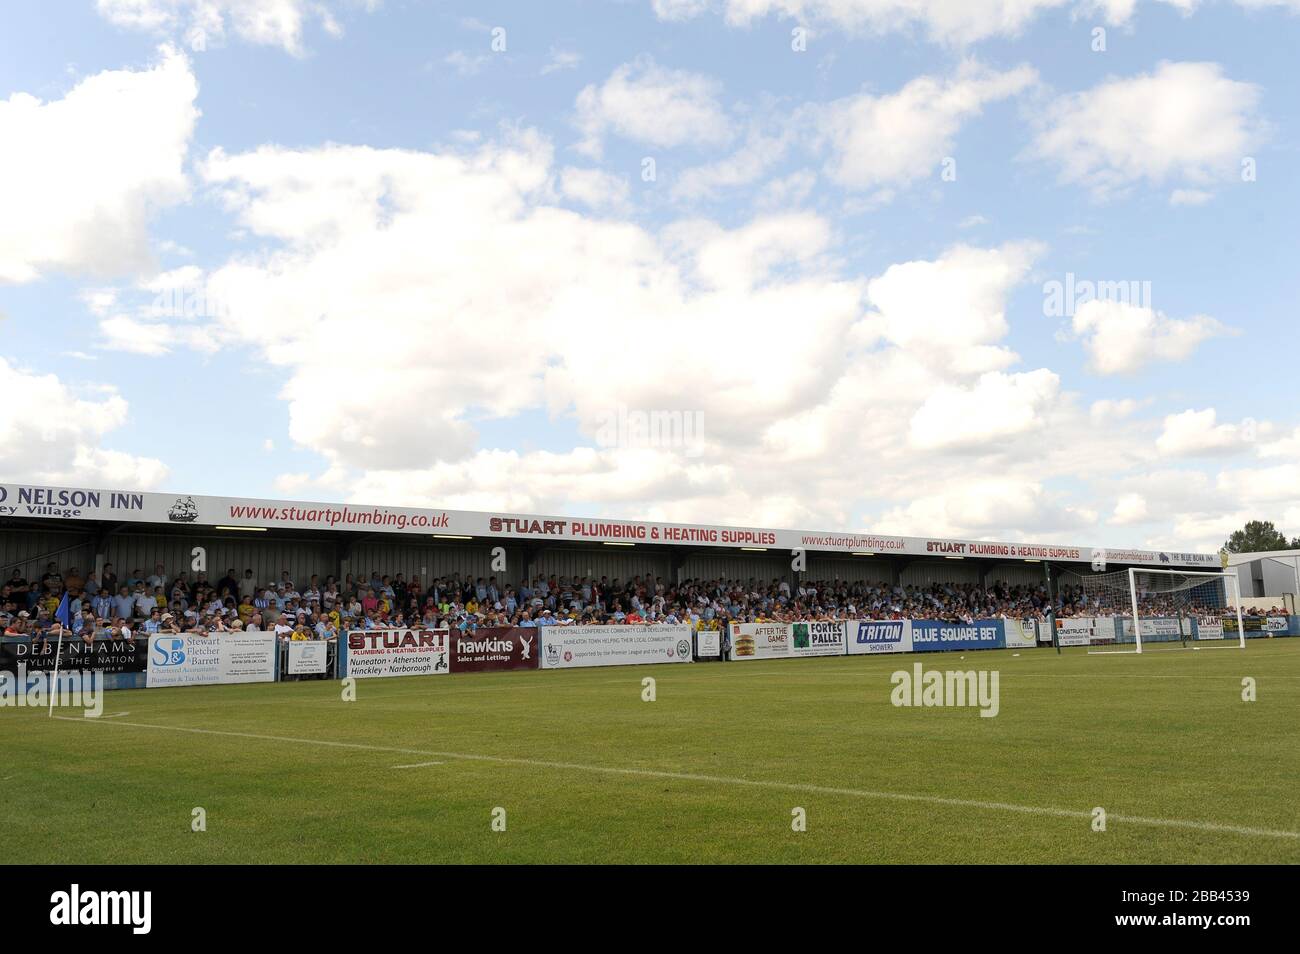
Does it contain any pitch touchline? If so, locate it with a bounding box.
[53,716,1299,842]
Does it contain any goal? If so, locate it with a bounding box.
[1072,568,1246,654]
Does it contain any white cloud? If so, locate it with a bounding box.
[651,0,712,18]
[875,478,1094,538]
[1111,492,1149,526]
[648,0,1162,45]
[160,129,1297,550]
[1170,188,1213,206]
[1156,408,1263,456]
[0,47,198,284]
[864,241,1041,373]
[908,369,1060,451]
[574,57,733,158]
[558,167,631,211]
[672,127,796,201]
[1216,464,1300,506]
[99,315,175,354]
[1090,398,1140,424]
[1071,300,1232,375]
[672,62,1035,202]
[444,51,489,77]
[541,48,582,75]
[818,63,1037,192]
[1028,61,1265,200]
[95,0,358,55]
[0,357,167,487]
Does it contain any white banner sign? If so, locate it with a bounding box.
[847,620,912,655]
[791,621,846,657]
[695,630,721,658]
[0,481,1217,567]
[1005,619,1037,649]
[1121,617,1182,638]
[1196,617,1224,640]
[345,629,448,679]
[1264,617,1289,633]
[287,640,329,674]
[540,625,692,670]
[729,622,791,660]
[147,634,277,687]
[1056,618,1106,647]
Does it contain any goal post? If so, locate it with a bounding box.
[1066,567,1246,654]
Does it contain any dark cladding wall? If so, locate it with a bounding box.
[804,557,896,583]
[0,528,96,579]
[530,547,671,584]
[680,552,788,584]
[347,542,525,586]
[106,533,337,590]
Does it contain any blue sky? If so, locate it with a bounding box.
[1,0,1298,551]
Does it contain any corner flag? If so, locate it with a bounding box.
[55,593,72,629]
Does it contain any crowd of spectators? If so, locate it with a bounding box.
[1,560,1290,643]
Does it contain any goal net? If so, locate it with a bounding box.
[1065,568,1245,654]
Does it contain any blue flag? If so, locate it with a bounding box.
[55,593,72,629]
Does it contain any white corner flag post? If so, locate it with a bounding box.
[48,626,64,717]
[1128,567,1143,655]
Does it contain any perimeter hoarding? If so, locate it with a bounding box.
[847,620,913,655]
[343,628,449,679]
[790,621,847,657]
[1120,618,1183,639]
[695,629,721,659]
[449,627,539,673]
[1005,619,1038,649]
[729,622,791,660]
[540,625,692,670]
[146,634,277,687]
[1055,617,1116,647]
[1195,618,1225,640]
[1,637,147,676]
[911,620,1006,653]
[1224,616,1292,636]
[287,640,330,674]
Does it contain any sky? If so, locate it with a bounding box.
[1,0,1298,552]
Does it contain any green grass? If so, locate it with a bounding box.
[5,640,1299,863]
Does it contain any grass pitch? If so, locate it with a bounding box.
[7,640,1299,864]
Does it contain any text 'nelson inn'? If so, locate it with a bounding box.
[0,486,145,515]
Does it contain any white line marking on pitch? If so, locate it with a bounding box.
[52,715,1300,842]
[391,761,444,769]
[101,712,131,719]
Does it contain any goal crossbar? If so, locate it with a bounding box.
[1125,567,1245,654]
